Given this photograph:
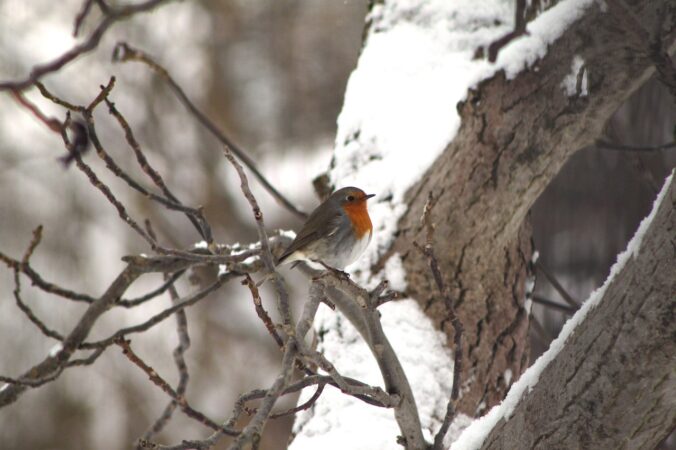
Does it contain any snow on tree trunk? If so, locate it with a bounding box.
[456,171,675,450]
[292,0,676,448]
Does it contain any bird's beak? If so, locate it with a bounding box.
[365,193,376,200]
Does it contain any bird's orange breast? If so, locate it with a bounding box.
[342,202,373,239]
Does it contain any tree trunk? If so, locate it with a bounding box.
[481,172,676,450]
[385,1,676,416]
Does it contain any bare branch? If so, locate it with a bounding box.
[531,295,576,315]
[270,383,325,419]
[307,269,426,449]
[112,42,308,220]
[487,0,528,63]
[414,192,464,450]
[0,0,176,91]
[534,260,579,308]
[73,0,97,37]
[35,81,83,111]
[223,146,293,335]
[80,275,230,349]
[103,96,213,244]
[228,338,299,450]
[9,90,63,132]
[118,270,185,308]
[137,219,193,443]
[242,274,284,348]
[11,275,63,340]
[297,340,399,408]
[115,337,237,435]
[0,264,143,407]
[0,249,94,303]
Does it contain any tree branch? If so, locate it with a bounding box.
[0,0,176,91]
[112,42,308,220]
[0,264,142,407]
[480,172,676,449]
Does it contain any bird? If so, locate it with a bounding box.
[277,186,375,270]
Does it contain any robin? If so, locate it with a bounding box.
[278,186,375,270]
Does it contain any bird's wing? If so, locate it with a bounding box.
[277,208,341,264]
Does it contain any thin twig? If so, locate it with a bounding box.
[534,261,579,308]
[270,384,325,418]
[137,221,193,444]
[151,373,389,449]
[81,275,230,349]
[414,191,464,450]
[0,0,175,91]
[487,0,528,62]
[12,227,65,342]
[297,341,399,407]
[12,271,64,341]
[118,270,185,308]
[9,91,63,132]
[0,264,143,408]
[242,275,284,348]
[73,0,97,37]
[229,339,299,450]
[309,270,427,449]
[111,42,307,220]
[34,81,84,111]
[220,144,298,449]
[0,250,95,303]
[103,96,213,244]
[223,146,293,333]
[115,338,237,435]
[531,295,577,314]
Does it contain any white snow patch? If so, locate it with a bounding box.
[383,253,408,292]
[49,342,63,357]
[504,369,513,386]
[496,0,596,79]
[291,299,455,449]
[0,384,8,393]
[241,255,257,265]
[193,240,208,249]
[363,252,408,292]
[443,414,475,448]
[450,172,673,450]
[278,229,297,240]
[561,55,587,96]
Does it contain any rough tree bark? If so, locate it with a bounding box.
[376,0,676,418]
[482,173,675,450]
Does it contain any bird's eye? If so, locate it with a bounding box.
[346,195,355,202]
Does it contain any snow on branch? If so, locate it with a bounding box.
[451,171,675,450]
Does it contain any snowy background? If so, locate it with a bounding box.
[0,1,674,449]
